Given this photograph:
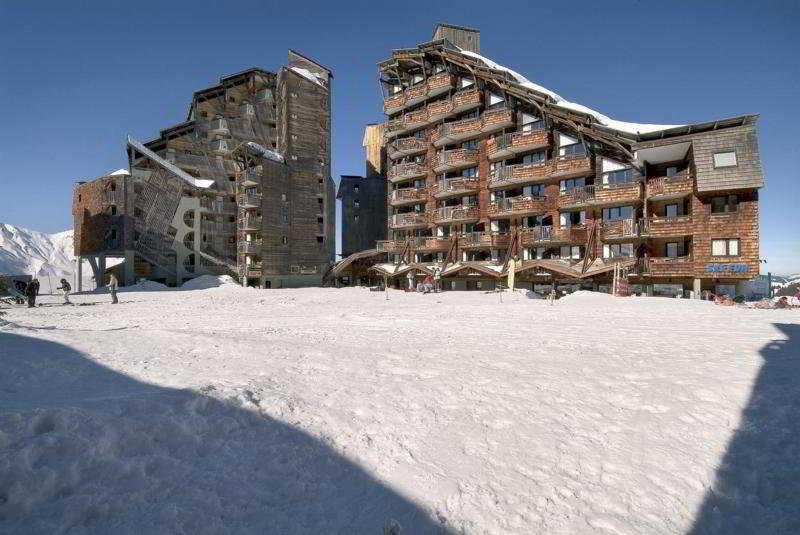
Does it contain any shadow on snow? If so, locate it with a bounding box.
[0,332,450,534]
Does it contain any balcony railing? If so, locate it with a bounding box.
[412,236,452,251]
[387,137,427,160]
[480,108,515,134]
[432,177,480,199]
[426,72,454,97]
[238,241,262,254]
[389,212,428,228]
[599,218,640,240]
[639,255,695,277]
[459,232,511,249]
[432,116,482,146]
[639,215,693,237]
[388,188,426,205]
[559,181,643,208]
[200,198,237,214]
[487,128,550,160]
[489,160,553,188]
[433,149,478,173]
[645,172,693,199]
[387,162,427,183]
[552,154,593,178]
[200,219,236,234]
[238,216,262,231]
[488,195,546,217]
[208,118,229,134]
[238,193,262,208]
[451,89,482,113]
[433,205,480,223]
[376,240,405,253]
[382,73,454,114]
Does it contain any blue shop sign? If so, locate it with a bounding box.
[705,263,749,273]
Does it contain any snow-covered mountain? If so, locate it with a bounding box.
[0,224,75,293]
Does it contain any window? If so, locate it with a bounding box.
[603,243,634,258]
[521,113,543,132]
[602,206,634,221]
[711,239,740,256]
[560,245,583,259]
[461,167,478,178]
[666,166,678,177]
[411,73,424,86]
[560,177,586,191]
[354,185,359,193]
[713,150,737,168]
[462,139,479,150]
[711,195,738,214]
[317,236,324,243]
[524,184,544,197]
[603,168,636,185]
[282,236,288,245]
[665,203,679,218]
[487,92,505,110]
[354,200,360,208]
[459,76,475,89]
[665,242,679,258]
[110,205,117,216]
[433,63,445,74]
[560,143,586,157]
[560,210,585,227]
[354,215,359,222]
[281,193,287,202]
[522,151,546,165]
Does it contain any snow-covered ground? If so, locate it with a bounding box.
[1,286,799,534]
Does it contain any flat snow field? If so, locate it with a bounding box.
[1,284,799,534]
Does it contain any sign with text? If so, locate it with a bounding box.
[705,263,750,273]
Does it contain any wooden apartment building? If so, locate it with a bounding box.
[72,51,335,289]
[373,24,764,297]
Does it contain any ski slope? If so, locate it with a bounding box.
[1,286,798,533]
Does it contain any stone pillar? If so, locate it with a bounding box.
[693,278,702,299]
[76,257,83,292]
[97,254,106,288]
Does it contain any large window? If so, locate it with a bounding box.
[521,113,544,132]
[713,150,737,168]
[665,203,679,218]
[560,143,587,157]
[665,242,679,258]
[522,151,546,165]
[603,243,634,258]
[560,245,583,259]
[711,195,738,214]
[602,206,634,221]
[462,167,478,178]
[603,168,637,185]
[711,239,740,257]
[560,210,586,227]
[560,177,586,192]
[462,139,479,150]
[524,184,545,197]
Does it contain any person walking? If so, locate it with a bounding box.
[56,279,72,305]
[109,273,119,304]
[25,279,38,308]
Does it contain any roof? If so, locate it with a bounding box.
[433,22,480,34]
[331,249,386,277]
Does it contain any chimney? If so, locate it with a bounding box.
[432,23,480,53]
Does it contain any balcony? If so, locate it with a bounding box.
[432,205,480,224]
[426,99,455,123]
[200,198,237,214]
[645,172,693,200]
[480,108,516,135]
[459,232,511,249]
[487,128,551,161]
[200,219,236,234]
[552,154,593,179]
[387,137,427,160]
[238,216,262,231]
[238,168,261,187]
[433,149,478,173]
[432,116,482,147]
[238,241,262,254]
[412,236,452,252]
[490,160,553,189]
[376,240,405,253]
[487,195,546,218]
[238,193,262,209]
[640,256,695,277]
[403,107,430,130]
[519,225,569,246]
[387,162,427,183]
[427,72,455,97]
[599,218,640,241]
[382,73,454,114]
[559,182,643,209]
[208,118,229,135]
[384,117,408,139]
[241,261,263,279]
[388,212,428,229]
[640,215,694,238]
[388,188,426,206]
[384,92,406,115]
[431,177,480,199]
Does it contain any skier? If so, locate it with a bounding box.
[56,278,71,305]
[108,273,119,304]
[25,279,38,308]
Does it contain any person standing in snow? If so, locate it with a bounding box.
[25,279,38,308]
[109,273,119,304]
[56,279,71,305]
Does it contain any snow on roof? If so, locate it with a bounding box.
[289,67,326,88]
[127,136,214,189]
[109,168,130,176]
[244,142,285,163]
[458,49,683,136]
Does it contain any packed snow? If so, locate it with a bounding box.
[243,141,285,163]
[0,225,76,294]
[1,287,798,533]
[288,66,326,88]
[458,49,684,136]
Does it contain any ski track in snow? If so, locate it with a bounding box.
[1,286,799,533]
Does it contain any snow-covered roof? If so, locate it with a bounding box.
[109,168,130,176]
[289,67,326,88]
[127,136,214,189]
[243,142,285,163]
[457,49,683,136]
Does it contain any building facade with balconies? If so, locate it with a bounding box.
[72,51,335,289]
[373,24,763,297]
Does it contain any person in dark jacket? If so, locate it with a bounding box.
[56,279,72,304]
[25,279,38,308]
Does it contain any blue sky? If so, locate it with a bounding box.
[1,1,798,274]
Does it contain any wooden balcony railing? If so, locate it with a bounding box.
[552,154,593,178]
[389,212,428,228]
[489,160,553,187]
[645,172,693,198]
[487,128,550,160]
[639,215,694,237]
[388,188,426,205]
[237,216,262,230]
[237,193,262,208]
[433,205,480,223]
[387,162,427,183]
[382,73,454,113]
[487,195,547,217]
[387,137,427,159]
[433,149,478,172]
[432,177,480,198]
[238,241,262,254]
[459,232,511,249]
[640,255,695,277]
[599,218,640,240]
[412,236,452,251]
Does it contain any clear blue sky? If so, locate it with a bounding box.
[1,0,798,274]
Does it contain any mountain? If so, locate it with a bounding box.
[0,224,76,293]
